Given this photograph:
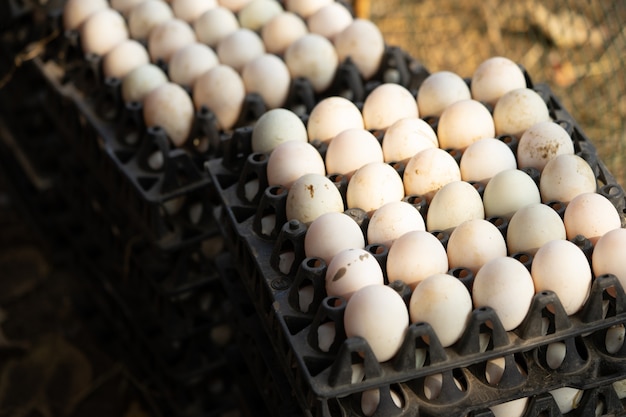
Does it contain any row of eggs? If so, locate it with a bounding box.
[63,0,387,145]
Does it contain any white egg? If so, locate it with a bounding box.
[63,0,109,31]
[346,162,404,213]
[386,231,448,290]
[242,54,291,109]
[540,154,596,203]
[305,212,365,265]
[403,148,461,203]
[482,169,541,219]
[286,173,344,225]
[460,138,517,184]
[471,56,527,106]
[489,397,529,417]
[284,0,332,18]
[326,248,384,300]
[193,65,246,131]
[307,96,364,143]
[493,88,551,137]
[367,201,425,248]
[171,0,218,22]
[102,39,150,80]
[473,257,535,330]
[148,18,196,63]
[507,203,566,255]
[517,121,574,172]
[427,181,485,233]
[381,117,438,163]
[121,63,169,103]
[267,141,325,189]
[447,219,506,274]
[593,228,626,292]
[324,128,383,178]
[345,284,409,362]
[217,28,265,73]
[532,239,592,315]
[238,0,283,31]
[334,19,385,80]
[168,42,219,88]
[143,82,195,146]
[409,273,472,347]
[193,6,239,47]
[437,99,495,150]
[307,2,353,40]
[261,11,308,55]
[81,9,129,56]
[549,387,583,414]
[417,71,471,118]
[128,0,174,41]
[251,108,307,154]
[564,192,622,244]
[285,33,338,93]
[362,83,419,131]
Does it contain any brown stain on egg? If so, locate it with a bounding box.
[536,141,559,159]
[306,184,315,198]
[358,253,370,261]
[333,267,347,281]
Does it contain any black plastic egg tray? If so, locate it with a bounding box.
[206,79,626,416]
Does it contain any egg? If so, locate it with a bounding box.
[218,0,253,12]
[261,12,308,55]
[532,239,592,315]
[193,6,239,47]
[539,154,596,204]
[344,284,409,362]
[426,181,485,233]
[307,2,353,40]
[238,0,283,31]
[128,0,174,41]
[286,173,344,225]
[403,148,461,203]
[326,248,384,300]
[267,140,325,189]
[334,19,385,80]
[489,397,529,417]
[409,273,472,347]
[367,201,426,248]
[102,39,150,80]
[307,97,364,143]
[217,28,265,73]
[251,108,307,154]
[459,138,517,184]
[517,121,575,172]
[121,63,169,103]
[168,42,219,88]
[437,99,495,150]
[284,0,332,18]
[171,0,217,22]
[193,64,246,131]
[361,388,403,416]
[81,8,129,56]
[381,117,438,163]
[470,56,527,106]
[242,54,291,109]
[361,83,419,131]
[417,71,472,118]
[346,162,404,213]
[493,88,551,138]
[143,82,194,146]
[285,33,338,93]
[324,128,383,177]
[447,219,506,274]
[507,203,566,255]
[110,0,147,15]
[472,256,535,330]
[564,192,622,244]
[305,212,365,265]
[593,228,626,291]
[386,230,448,289]
[148,18,196,63]
[549,387,583,414]
[63,0,109,31]
[482,169,541,219]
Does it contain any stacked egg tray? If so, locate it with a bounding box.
[206,66,626,416]
[0,20,274,417]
